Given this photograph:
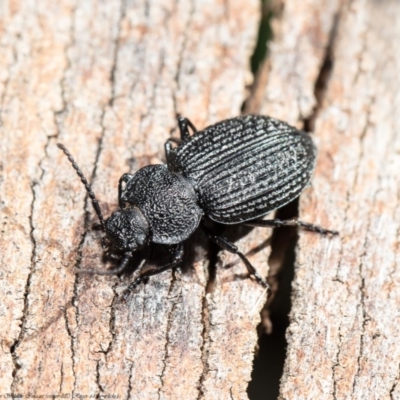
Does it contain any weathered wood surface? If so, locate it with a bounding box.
[253,0,400,398]
[0,0,270,398]
[2,0,400,398]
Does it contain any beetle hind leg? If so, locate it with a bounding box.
[206,232,269,289]
[245,218,339,236]
[165,140,179,171]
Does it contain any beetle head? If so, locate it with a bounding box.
[57,143,150,253]
[104,207,149,252]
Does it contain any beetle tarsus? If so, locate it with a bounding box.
[164,140,179,172]
[122,243,184,298]
[177,115,198,141]
[77,251,132,276]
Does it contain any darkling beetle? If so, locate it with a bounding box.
[58,115,338,295]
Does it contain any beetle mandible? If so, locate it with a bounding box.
[58,115,338,294]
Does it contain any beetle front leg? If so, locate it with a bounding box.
[118,173,134,208]
[77,251,133,275]
[244,219,339,236]
[165,140,179,172]
[122,243,184,298]
[177,115,197,142]
[206,232,269,289]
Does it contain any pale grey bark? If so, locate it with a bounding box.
[2,0,399,399]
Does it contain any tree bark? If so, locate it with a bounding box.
[0,0,267,398]
[2,0,400,399]
[252,0,400,398]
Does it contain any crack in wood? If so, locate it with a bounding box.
[390,363,400,399]
[303,10,341,132]
[348,94,376,395]
[172,0,196,117]
[70,0,127,391]
[10,182,38,389]
[109,0,127,108]
[156,272,178,399]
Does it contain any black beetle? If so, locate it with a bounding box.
[58,115,337,293]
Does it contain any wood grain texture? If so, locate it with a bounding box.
[253,0,400,398]
[0,0,264,398]
[250,0,342,127]
[283,1,400,398]
[3,0,397,398]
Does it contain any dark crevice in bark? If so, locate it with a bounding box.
[62,303,75,379]
[96,360,104,394]
[127,362,134,400]
[390,364,400,399]
[249,0,274,77]
[204,238,219,295]
[59,362,64,393]
[241,2,286,398]
[172,0,195,118]
[244,1,293,398]
[101,283,119,357]
[303,11,340,132]
[242,0,284,115]
[247,5,342,398]
[10,182,38,389]
[247,200,298,400]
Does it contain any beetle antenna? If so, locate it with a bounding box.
[57,143,106,231]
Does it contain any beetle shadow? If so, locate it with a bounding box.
[94,216,273,290]
[206,217,271,255]
[183,220,273,287]
[39,223,272,326]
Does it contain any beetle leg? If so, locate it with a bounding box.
[165,140,179,171]
[177,115,198,141]
[244,219,339,236]
[185,117,198,134]
[106,252,123,260]
[77,251,133,275]
[206,232,269,289]
[122,243,184,297]
[118,173,134,208]
[165,116,198,171]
